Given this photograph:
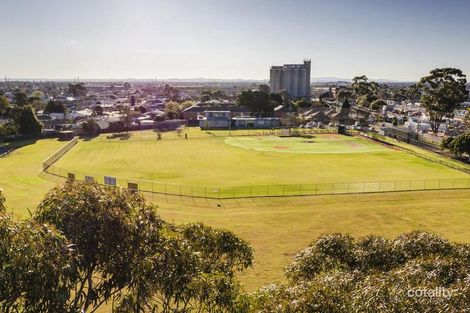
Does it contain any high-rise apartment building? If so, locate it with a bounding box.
[269,59,311,98]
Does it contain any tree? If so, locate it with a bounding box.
[356,94,371,108]
[269,93,283,106]
[258,84,271,94]
[0,96,10,119]
[81,119,100,136]
[14,106,43,135]
[200,94,211,102]
[351,75,370,98]
[370,99,387,111]
[406,83,421,102]
[120,106,133,133]
[93,105,104,116]
[0,121,18,136]
[13,89,28,106]
[31,90,44,99]
[237,90,277,117]
[201,89,226,101]
[246,231,470,312]
[180,100,194,111]
[441,136,455,149]
[465,109,470,131]
[0,211,78,312]
[68,83,88,97]
[109,120,125,135]
[445,132,470,158]
[0,189,5,212]
[164,101,181,119]
[337,89,353,103]
[44,100,66,114]
[32,181,253,313]
[351,75,378,107]
[418,68,468,133]
[34,182,165,312]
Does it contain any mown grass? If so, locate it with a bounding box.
[154,189,470,290]
[53,130,468,197]
[0,138,64,217]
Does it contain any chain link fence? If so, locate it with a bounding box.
[44,165,470,200]
[361,132,470,174]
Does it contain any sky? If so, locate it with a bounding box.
[0,0,469,81]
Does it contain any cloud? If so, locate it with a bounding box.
[69,40,77,45]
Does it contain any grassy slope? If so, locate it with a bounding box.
[55,131,468,189]
[155,190,470,290]
[0,139,64,217]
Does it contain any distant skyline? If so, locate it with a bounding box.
[1,0,470,81]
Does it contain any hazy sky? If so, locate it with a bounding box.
[1,0,469,81]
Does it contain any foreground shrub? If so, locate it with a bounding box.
[1,181,253,313]
[0,214,78,312]
[251,231,470,313]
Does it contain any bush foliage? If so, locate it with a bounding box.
[1,183,470,312]
[245,232,470,313]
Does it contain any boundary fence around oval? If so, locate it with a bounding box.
[44,164,470,200]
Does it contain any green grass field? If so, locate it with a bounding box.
[225,134,389,154]
[2,129,470,295]
[0,138,64,217]
[52,130,469,197]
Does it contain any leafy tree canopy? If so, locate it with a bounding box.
[13,89,28,106]
[418,68,468,133]
[443,132,470,158]
[237,90,278,117]
[44,100,66,114]
[246,231,470,313]
[29,182,253,312]
[67,83,88,98]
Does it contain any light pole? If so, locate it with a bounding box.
[228,102,232,136]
